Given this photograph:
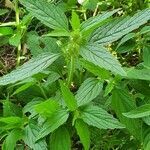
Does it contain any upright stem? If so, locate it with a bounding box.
[67,56,75,87]
[15,0,21,67]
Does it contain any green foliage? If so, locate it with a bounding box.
[0,0,149,149]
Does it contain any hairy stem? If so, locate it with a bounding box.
[67,56,75,87]
[15,0,21,67]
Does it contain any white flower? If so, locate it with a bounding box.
[77,0,85,4]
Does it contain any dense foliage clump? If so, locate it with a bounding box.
[0,0,150,149]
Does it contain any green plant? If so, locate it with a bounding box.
[0,0,150,149]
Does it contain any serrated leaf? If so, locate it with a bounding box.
[80,43,126,76]
[20,0,68,31]
[0,52,60,85]
[75,78,103,106]
[0,9,8,16]
[60,80,77,111]
[80,105,125,129]
[80,59,111,79]
[49,126,71,150]
[75,119,90,150]
[126,68,150,81]
[112,88,142,140]
[2,129,23,150]
[123,104,150,118]
[80,9,120,35]
[27,32,61,57]
[23,123,48,150]
[35,99,60,117]
[37,109,69,140]
[3,100,22,117]
[90,9,150,45]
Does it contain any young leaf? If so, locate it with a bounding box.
[71,11,80,30]
[35,99,60,117]
[80,9,120,35]
[75,119,90,150]
[0,27,13,36]
[49,126,71,150]
[9,32,22,47]
[123,104,150,118]
[60,80,77,111]
[112,88,142,140]
[12,82,35,96]
[0,52,60,85]
[0,117,23,130]
[37,109,69,140]
[90,9,150,45]
[20,0,68,31]
[2,129,23,150]
[80,105,125,129]
[23,98,43,118]
[80,43,126,76]
[23,123,48,150]
[75,78,103,106]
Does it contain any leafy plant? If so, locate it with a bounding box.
[0,0,150,149]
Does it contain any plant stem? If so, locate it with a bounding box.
[67,56,75,87]
[15,0,21,67]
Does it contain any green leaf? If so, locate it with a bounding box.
[123,104,150,118]
[23,98,43,118]
[60,80,77,111]
[2,129,23,150]
[37,109,69,140]
[44,30,70,37]
[90,9,150,45]
[80,59,111,79]
[49,126,71,150]
[23,123,48,150]
[116,33,136,49]
[126,68,150,81]
[80,9,120,35]
[140,26,150,34]
[75,119,90,150]
[80,43,126,76]
[143,128,150,150]
[71,11,80,30]
[20,0,68,31]
[112,88,142,140]
[27,32,60,57]
[12,82,35,96]
[3,100,22,117]
[0,27,13,36]
[143,46,150,68]
[0,117,23,130]
[80,105,125,129]
[0,52,60,85]
[9,32,22,47]
[35,99,60,117]
[0,9,8,16]
[75,78,103,106]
